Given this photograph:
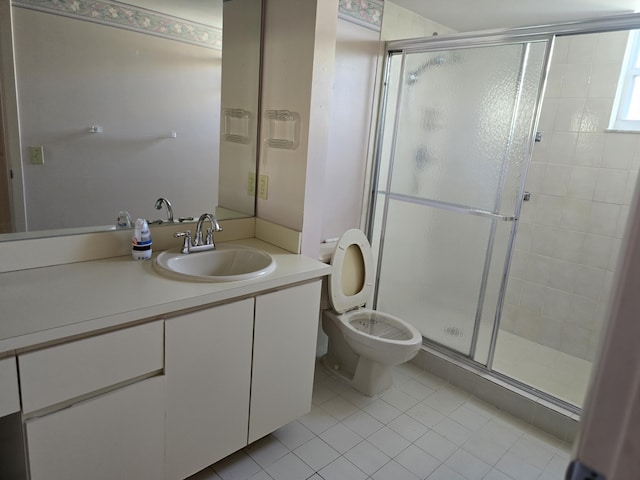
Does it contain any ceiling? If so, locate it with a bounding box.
[392,0,640,32]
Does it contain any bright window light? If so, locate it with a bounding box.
[610,30,640,131]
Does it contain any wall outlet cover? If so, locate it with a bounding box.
[248,172,256,196]
[258,175,268,200]
[29,146,45,165]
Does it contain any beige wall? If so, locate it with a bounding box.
[503,30,638,361]
[257,0,338,258]
[321,19,381,242]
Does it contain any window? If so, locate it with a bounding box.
[610,30,640,132]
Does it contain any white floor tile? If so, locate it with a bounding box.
[423,387,468,415]
[319,422,362,453]
[462,430,510,466]
[246,472,273,480]
[432,418,474,446]
[363,399,403,424]
[344,440,391,475]
[292,437,340,471]
[397,378,437,400]
[449,405,491,431]
[340,387,380,408]
[311,382,338,405]
[495,451,542,480]
[445,449,491,480]
[211,359,572,480]
[214,451,262,480]
[244,435,290,469]
[426,464,466,480]
[272,420,315,450]
[264,453,314,480]
[318,457,368,480]
[483,468,514,480]
[367,426,411,457]
[342,409,385,438]
[381,387,421,411]
[387,413,430,442]
[394,444,441,479]
[509,435,556,469]
[406,401,445,427]
[320,395,361,420]
[371,460,420,480]
[414,430,458,462]
[298,405,339,434]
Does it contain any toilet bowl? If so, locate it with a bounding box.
[321,229,421,396]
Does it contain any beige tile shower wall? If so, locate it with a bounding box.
[502,31,640,362]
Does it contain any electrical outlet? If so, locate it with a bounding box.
[258,175,268,200]
[29,146,45,165]
[248,172,256,196]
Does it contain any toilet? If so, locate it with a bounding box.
[321,229,422,396]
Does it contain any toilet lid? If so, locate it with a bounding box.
[329,229,374,314]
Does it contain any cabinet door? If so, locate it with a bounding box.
[249,281,321,443]
[165,299,254,480]
[0,356,20,417]
[26,376,165,480]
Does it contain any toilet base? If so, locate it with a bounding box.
[352,357,393,396]
[320,353,393,397]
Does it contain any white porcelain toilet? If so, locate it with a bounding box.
[321,229,422,396]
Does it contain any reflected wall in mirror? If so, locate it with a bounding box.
[0,0,262,239]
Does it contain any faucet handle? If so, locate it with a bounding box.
[174,230,192,254]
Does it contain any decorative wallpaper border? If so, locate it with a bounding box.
[338,0,383,31]
[11,0,223,50]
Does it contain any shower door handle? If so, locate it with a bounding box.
[468,209,517,221]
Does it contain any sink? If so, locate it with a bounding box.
[153,244,276,282]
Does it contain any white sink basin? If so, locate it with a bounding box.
[153,244,276,282]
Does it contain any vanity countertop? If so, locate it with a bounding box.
[0,238,331,354]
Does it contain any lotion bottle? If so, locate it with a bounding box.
[132,218,152,260]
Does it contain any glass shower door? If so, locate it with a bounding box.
[371,39,550,362]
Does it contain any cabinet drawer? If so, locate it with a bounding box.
[26,376,165,480]
[0,356,20,417]
[19,321,163,413]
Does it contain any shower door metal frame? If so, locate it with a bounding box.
[367,13,640,413]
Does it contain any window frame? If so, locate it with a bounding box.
[610,29,640,132]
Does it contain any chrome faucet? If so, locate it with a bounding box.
[154,197,174,223]
[174,213,222,254]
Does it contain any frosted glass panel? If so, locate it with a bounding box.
[376,200,494,354]
[388,43,544,214]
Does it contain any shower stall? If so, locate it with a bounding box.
[368,17,640,411]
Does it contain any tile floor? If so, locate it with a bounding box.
[188,361,572,480]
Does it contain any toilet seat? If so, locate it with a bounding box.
[328,229,374,314]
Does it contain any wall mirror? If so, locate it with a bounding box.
[0,0,262,240]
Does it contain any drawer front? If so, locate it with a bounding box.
[26,376,165,480]
[0,356,20,417]
[19,321,163,413]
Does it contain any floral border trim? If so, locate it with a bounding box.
[11,0,222,50]
[338,0,383,31]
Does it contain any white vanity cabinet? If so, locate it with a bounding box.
[0,356,20,418]
[19,322,165,480]
[250,280,321,442]
[165,280,322,479]
[165,299,254,480]
[25,377,165,480]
